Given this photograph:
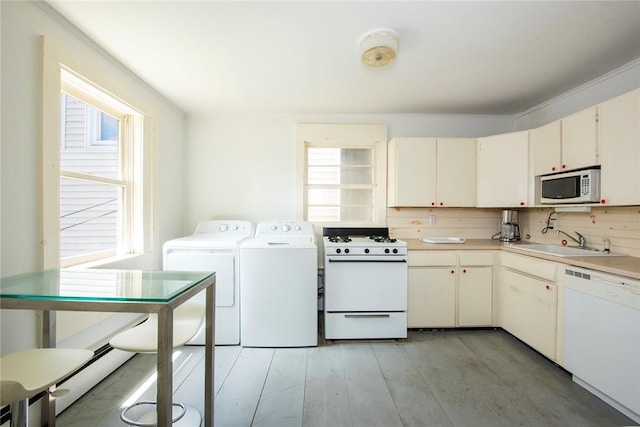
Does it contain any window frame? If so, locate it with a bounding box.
[296,124,387,227]
[42,36,152,269]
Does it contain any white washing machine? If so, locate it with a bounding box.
[163,220,253,345]
[239,220,318,347]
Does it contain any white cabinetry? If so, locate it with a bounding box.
[530,120,562,176]
[598,89,640,206]
[561,106,599,171]
[387,137,476,207]
[408,251,493,328]
[477,131,530,207]
[501,252,558,361]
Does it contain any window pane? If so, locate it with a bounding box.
[60,94,119,179]
[308,188,340,205]
[100,112,119,141]
[307,206,341,222]
[341,148,372,166]
[60,178,119,259]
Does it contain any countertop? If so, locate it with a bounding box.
[405,238,640,280]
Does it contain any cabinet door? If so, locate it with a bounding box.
[476,131,529,207]
[562,106,598,170]
[387,138,436,207]
[437,138,476,207]
[530,120,561,175]
[501,268,557,360]
[458,266,492,326]
[598,89,640,206]
[408,267,456,327]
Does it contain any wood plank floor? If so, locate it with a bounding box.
[58,329,635,426]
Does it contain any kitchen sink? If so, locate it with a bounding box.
[509,243,624,257]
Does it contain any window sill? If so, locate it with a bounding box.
[66,253,144,270]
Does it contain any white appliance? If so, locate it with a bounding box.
[239,220,318,347]
[564,267,640,423]
[163,220,253,345]
[540,168,601,204]
[323,227,408,339]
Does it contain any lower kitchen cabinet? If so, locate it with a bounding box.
[408,266,456,327]
[501,252,559,361]
[458,265,493,326]
[408,251,494,328]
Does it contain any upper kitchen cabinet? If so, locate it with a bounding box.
[530,120,561,176]
[476,131,530,207]
[388,138,437,207]
[531,106,598,176]
[560,105,599,171]
[387,137,476,207]
[598,89,640,205]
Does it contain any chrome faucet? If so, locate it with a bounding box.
[556,230,587,248]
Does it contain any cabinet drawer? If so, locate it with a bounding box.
[408,251,456,267]
[501,252,557,282]
[458,251,494,266]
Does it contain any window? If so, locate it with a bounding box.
[42,36,150,269]
[297,124,387,225]
[56,70,143,266]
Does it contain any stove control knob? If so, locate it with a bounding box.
[364,248,370,254]
[385,248,390,254]
[393,248,398,254]
[345,248,350,254]
[282,224,291,232]
[336,249,341,254]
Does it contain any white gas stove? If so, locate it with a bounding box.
[322,227,408,340]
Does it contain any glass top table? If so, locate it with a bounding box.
[0,268,216,427]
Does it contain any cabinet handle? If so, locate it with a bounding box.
[600,199,606,204]
[545,284,551,290]
[551,166,556,171]
[463,269,467,273]
[431,202,435,206]
[451,270,455,274]
[562,164,567,169]
[519,201,525,206]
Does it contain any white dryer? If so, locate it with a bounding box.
[239,220,318,347]
[163,220,253,345]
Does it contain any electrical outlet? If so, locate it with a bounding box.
[548,218,556,229]
[428,215,437,226]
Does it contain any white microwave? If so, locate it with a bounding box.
[540,168,601,204]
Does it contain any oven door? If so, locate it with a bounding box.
[324,255,407,312]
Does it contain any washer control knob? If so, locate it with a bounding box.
[219,224,229,232]
[282,224,291,232]
[271,225,278,231]
[232,225,239,231]
[295,225,301,231]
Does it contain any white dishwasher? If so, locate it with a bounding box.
[563,267,640,423]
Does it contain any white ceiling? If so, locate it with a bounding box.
[47,1,640,115]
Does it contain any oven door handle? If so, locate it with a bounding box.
[327,259,407,263]
[344,314,391,318]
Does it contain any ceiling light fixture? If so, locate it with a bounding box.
[358,29,399,67]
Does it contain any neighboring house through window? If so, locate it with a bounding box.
[296,124,387,226]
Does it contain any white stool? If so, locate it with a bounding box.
[0,348,93,427]
[109,295,205,426]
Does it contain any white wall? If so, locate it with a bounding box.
[1,2,186,351]
[185,113,512,231]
